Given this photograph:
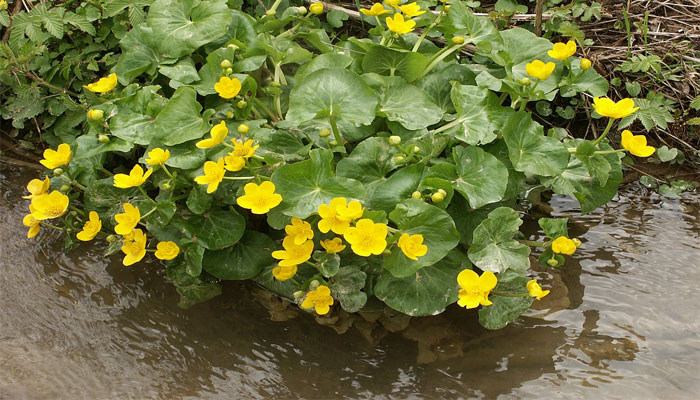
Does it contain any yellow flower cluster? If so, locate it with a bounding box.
[301,285,334,315]
[113,165,153,189]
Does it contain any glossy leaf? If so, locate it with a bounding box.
[203,231,276,280]
[467,207,530,274]
[502,111,569,177]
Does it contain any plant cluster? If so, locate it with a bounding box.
[8,0,659,329]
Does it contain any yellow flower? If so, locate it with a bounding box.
[551,236,576,255]
[113,165,153,189]
[399,2,425,17]
[397,233,428,260]
[318,198,350,234]
[272,264,298,281]
[214,76,242,99]
[87,109,104,121]
[285,217,314,245]
[231,138,259,159]
[145,148,170,166]
[361,3,391,16]
[337,199,363,221]
[386,13,416,35]
[194,158,226,194]
[155,241,180,260]
[196,121,229,149]
[0,1,7,11]
[592,97,639,119]
[23,176,50,199]
[301,285,334,315]
[23,214,40,239]
[76,211,102,241]
[30,191,69,220]
[224,154,245,172]
[236,181,282,214]
[580,58,592,70]
[457,269,497,309]
[309,2,324,14]
[121,228,147,266]
[385,0,400,7]
[621,130,655,157]
[526,60,556,80]
[320,237,346,254]
[40,143,71,169]
[548,40,577,60]
[114,203,140,236]
[272,236,314,267]
[527,279,550,300]
[343,218,388,257]
[83,73,118,93]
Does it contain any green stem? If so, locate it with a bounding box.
[421,44,463,78]
[253,98,278,122]
[69,204,86,217]
[273,62,283,119]
[432,117,462,134]
[222,176,256,180]
[268,0,283,14]
[328,114,343,146]
[386,226,399,233]
[72,180,87,191]
[141,206,158,220]
[161,165,174,179]
[412,9,445,52]
[592,118,615,145]
[594,149,625,155]
[138,186,157,204]
[39,221,66,231]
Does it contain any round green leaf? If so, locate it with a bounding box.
[383,199,460,278]
[467,207,530,274]
[286,68,378,126]
[502,111,570,177]
[369,164,425,212]
[152,87,210,146]
[170,210,245,250]
[449,83,514,146]
[361,45,428,83]
[336,137,400,185]
[373,76,443,131]
[478,273,533,329]
[203,231,276,280]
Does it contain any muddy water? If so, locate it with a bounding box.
[1,163,699,400]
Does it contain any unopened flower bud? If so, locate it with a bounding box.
[226,111,234,118]
[298,6,307,15]
[520,77,531,86]
[452,36,465,45]
[431,191,445,203]
[394,155,405,163]
[309,280,320,289]
[580,58,592,70]
[238,124,249,134]
[270,81,281,88]
[444,5,451,12]
[412,146,421,153]
[87,109,104,121]
[572,238,582,248]
[70,210,78,217]
[220,59,232,69]
[293,290,305,299]
[106,234,117,243]
[329,140,338,146]
[438,189,447,196]
[310,2,324,15]
[382,249,392,255]
[236,100,247,109]
[98,134,110,143]
[161,183,171,190]
[60,184,71,192]
[227,44,239,51]
[411,191,422,199]
[547,258,559,267]
[389,135,401,145]
[225,68,233,75]
[319,128,331,138]
[53,168,63,176]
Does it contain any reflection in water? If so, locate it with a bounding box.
[1,164,699,399]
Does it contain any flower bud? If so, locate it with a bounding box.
[53,168,64,176]
[238,124,250,134]
[547,258,559,267]
[412,146,421,153]
[389,135,401,145]
[520,77,531,86]
[319,128,331,138]
[236,100,248,109]
[161,183,171,190]
[438,189,447,196]
[87,109,104,121]
[220,59,232,69]
[293,290,305,299]
[394,155,405,163]
[226,111,234,118]
[431,191,445,203]
[298,6,307,15]
[270,81,281,88]
[266,9,276,16]
[310,2,324,15]
[70,210,78,217]
[309,280,320,289]
[98,134,110,143]
[60,184,71,192]
[444,5,451,11]
[225,67,233,75]
[106,234,117,243]
[452,36,465,45]
[411,191,422,199]
[382,249,392,255]
[329,140,338,146]
[572,238,582,248]
[580,58,592,70]
[227,44,239,51]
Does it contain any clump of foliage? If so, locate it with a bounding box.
[5,0,659,330]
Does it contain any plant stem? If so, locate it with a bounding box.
[432,117,462,134]
[421,43,463,78]
[253,98,278,122]
[594,149,625,155]
[138,186,157,204]
[222,176,256,180]
[69,204,86,217]
[40,221,66,231]
[412,8,445,52]
[328,114,343,145]
[268,0,283,14]
[592,118,615,145]
[161,165,174,179]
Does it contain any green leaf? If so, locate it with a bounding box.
[73,135,133,160]
[497,28,553,66]
[315,252,340,278]
[371,76,443,130]
[326,9,349,28]
[182,241,205,276]
[656,145,679,162]
[329,266,367,313]
[271,149,366,219]
[375,249,469,316]
[84,178,138,222]
[502,111,569,177]
[151,87,210,146]
[203,231,276,280]
[170,210,245,250]
[115,26,167,83]
[361,45,428,83]
[369,164,425,212]
[448,83,514,145]
[430,146,508,209]
[416,64,477,114]
[186,185,213,214]
[295,53,353,83]
[467,207,530,274]
[148,0,232,58]
[618,94,675,131]
[286,68,378,126]
[438,1,498,44]
[158,58,200,84]
[538,218,568,239]
[561,59,609,97]
[336,137,399,186]
[478,271,533,329]
[166,259,222,308]
[383,199,460,278]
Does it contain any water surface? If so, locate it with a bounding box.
[1,164,699,399]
